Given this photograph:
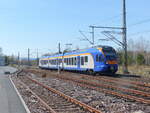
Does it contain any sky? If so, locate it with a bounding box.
[0,0,150,58]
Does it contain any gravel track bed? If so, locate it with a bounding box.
[16,75,89,113]
[11,76,51,113]
[27,69,150,99]
[27,69,150,85]
[20,70,150,113]
[65,71,150,84]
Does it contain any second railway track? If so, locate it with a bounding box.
[24,69,150,105]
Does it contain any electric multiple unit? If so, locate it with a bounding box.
[39,46,118,74]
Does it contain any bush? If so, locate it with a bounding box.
[136,54,145,65]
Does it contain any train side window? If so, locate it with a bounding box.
[85,56,88,62]
[70,58,71,65]
[74,57,76,65]
[70,58,72,65]
[69,58,71,65]
[96,55,99,62]
[72,58,74,65]
[67,58,69,65]
[69,58,70,65]
[81,57,84,65]
[71,58,73,65]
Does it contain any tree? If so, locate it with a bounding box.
[136,53,145,65]
[0,47,2,55]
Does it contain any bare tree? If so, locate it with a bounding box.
[0,47,3,55]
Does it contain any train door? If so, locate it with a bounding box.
[77,56,80,69]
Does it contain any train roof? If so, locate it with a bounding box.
[41,45,114,58]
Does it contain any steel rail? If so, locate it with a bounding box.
[24,69,150,104]
[27,69,150,92]
[101,76,150,87]
[57,75,150,97]
[18,80,57,113]
[55,75,150,104]
[79,75,150,92]
[26,69,150,87]
[25,76,102,113]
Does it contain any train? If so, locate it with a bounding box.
[39,45,118,74]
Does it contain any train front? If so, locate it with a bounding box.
[103,46,118,73]
[96,46,118,74]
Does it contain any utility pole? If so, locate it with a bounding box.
[36,49,39,66]
[88,0,129,74]
[122,0,128,73]
[91,26,95,46]
[18,52,20,67]
[58,43,61,74]
[28,48,30,66]
[58,43,61,53]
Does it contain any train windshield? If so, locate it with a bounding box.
[106,55,117,60]
[102,47,117,60]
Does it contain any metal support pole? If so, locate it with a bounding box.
[18,52,20,67]
[28,48,30,66]
[58,43,61,74]
[37,49,39,66]
[58,43,61,53]
[122,0,128,73]
[92,27,94,46]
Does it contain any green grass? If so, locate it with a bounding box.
[117,65,150,78]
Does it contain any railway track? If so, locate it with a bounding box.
[16,75,102,113]
[17,80,57,113]
[26,69,150,88]
[50,75,150,104]
[24,69,150,104]
[92,76,150,92]
[100,76,150,87]
[69,73,150,92]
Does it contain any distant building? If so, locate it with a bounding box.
[0,56,5,66]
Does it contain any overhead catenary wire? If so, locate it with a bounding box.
[128,30,150,37]
[128,18,150,27]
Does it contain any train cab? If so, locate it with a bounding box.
[94,46,118,74]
